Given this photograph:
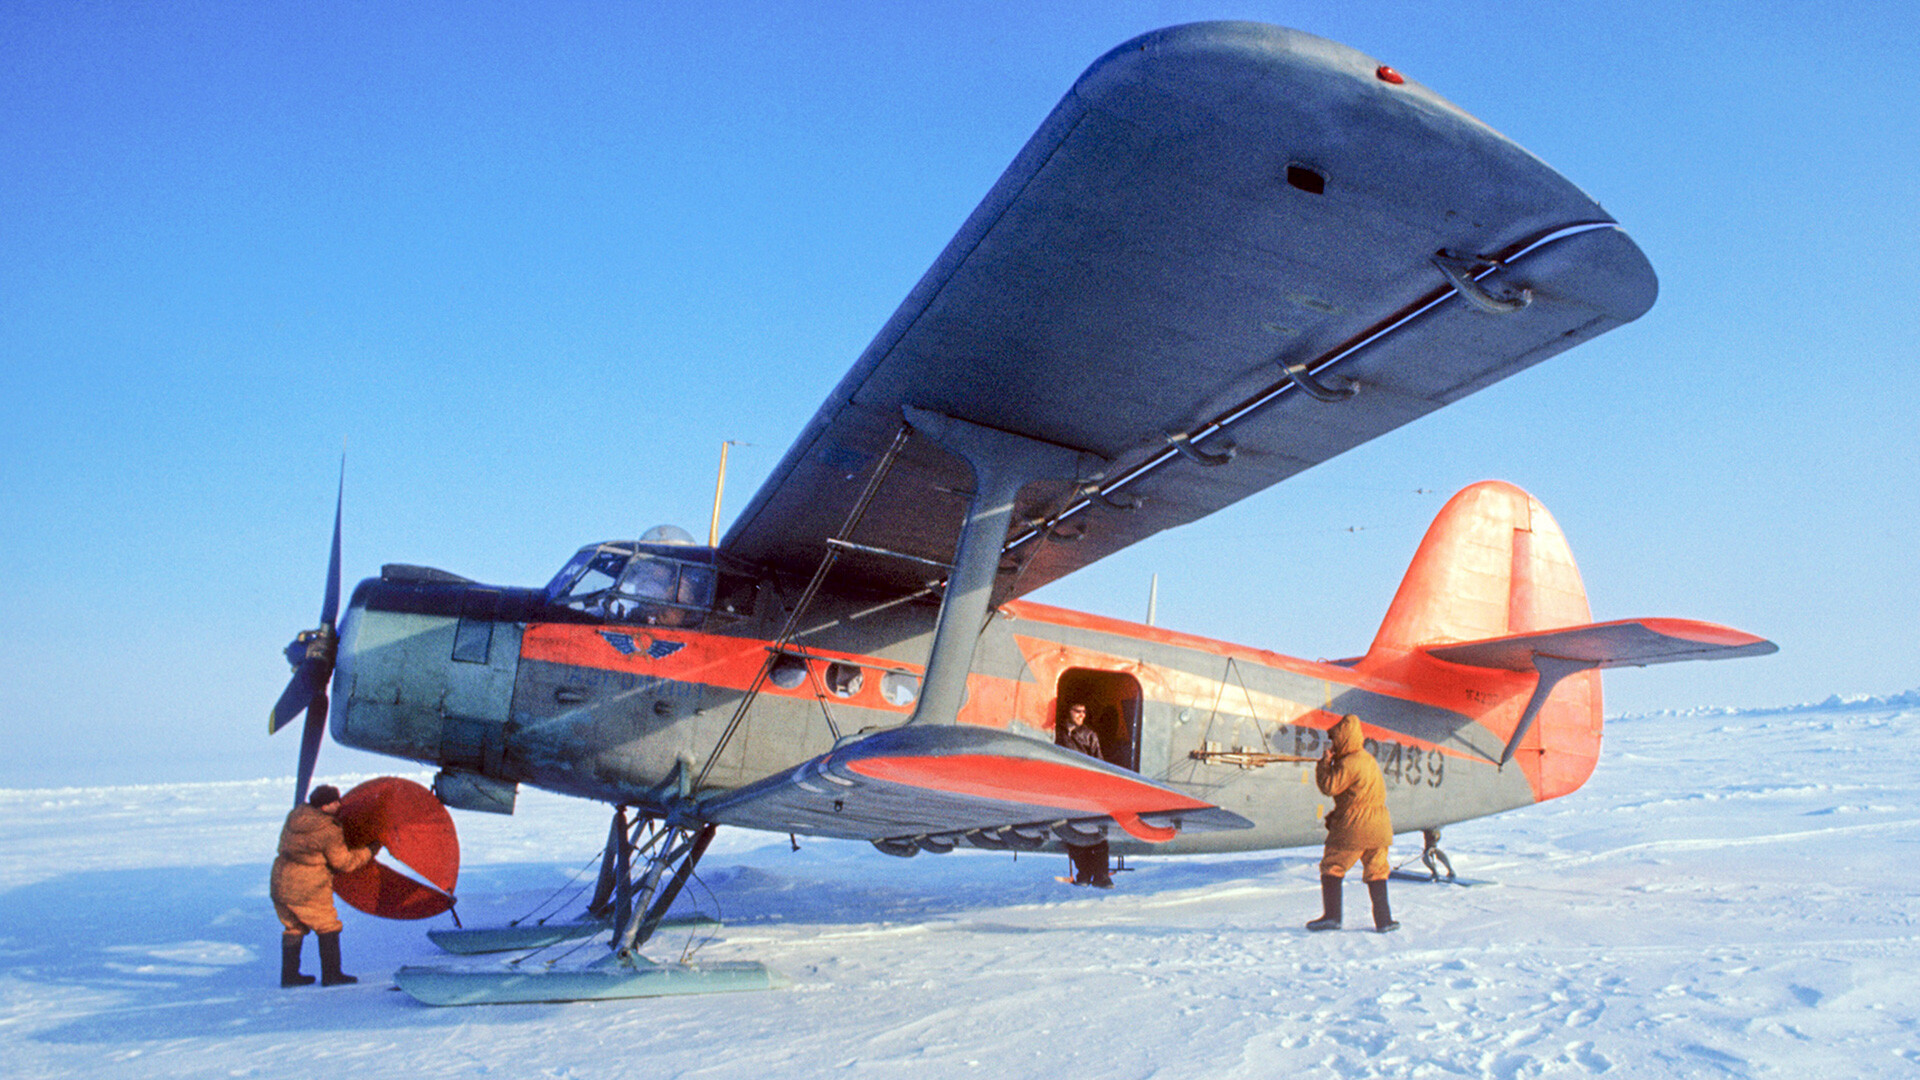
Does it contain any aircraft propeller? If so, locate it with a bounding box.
[270,458,344,807]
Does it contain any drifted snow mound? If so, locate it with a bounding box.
[1618,685,1920,719]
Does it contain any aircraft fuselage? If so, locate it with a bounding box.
[333,557,1541,856]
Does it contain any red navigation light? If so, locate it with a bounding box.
[1376,65,1405,85]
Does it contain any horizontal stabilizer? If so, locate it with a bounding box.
[1425,618,1777,672]
[700,725,1251,850]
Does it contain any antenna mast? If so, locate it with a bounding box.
[708,440,741,547]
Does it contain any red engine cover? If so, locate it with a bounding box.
[333,776,460,920]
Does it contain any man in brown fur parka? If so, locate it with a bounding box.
[271,784,376,986]
[1308,714,1399,933]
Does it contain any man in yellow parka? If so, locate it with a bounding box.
[1308,714,1399,932]
[271,784,377,986]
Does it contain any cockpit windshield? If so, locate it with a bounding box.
[545,546,628,602]
[544,541,751,627]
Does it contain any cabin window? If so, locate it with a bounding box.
[769,655,808,690]
[825,662,864,698]
[714,573,757,616]
[881,671,920,707]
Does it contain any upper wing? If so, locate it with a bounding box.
[721,22,1656,604]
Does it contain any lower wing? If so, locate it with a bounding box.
[700,725,1251,853]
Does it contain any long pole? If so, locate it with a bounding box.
[707,440,737,547]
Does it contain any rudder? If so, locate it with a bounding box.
[1370,481,1591,651]
[1363,481,1603,799]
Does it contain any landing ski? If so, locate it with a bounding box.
[394,955,785,1006]
[428,914,718,955]
[1387,868,1491,887]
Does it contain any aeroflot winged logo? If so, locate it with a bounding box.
[598,631,685,660]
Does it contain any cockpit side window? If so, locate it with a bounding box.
[676,564,715,608]
[599,554,705,628]
[618,556,677,602]
[714,573,757,616]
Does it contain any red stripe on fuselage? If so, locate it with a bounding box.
[1004,599,1509,732]
[517,604,1510,787]
[516,623,920,714]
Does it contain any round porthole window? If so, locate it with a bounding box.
[769,656,808,690]
[881,672,921,706]
[825,662,864,698]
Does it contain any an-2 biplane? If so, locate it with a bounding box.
[268,23,1775,1004]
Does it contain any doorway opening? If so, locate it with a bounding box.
[1054,668,1142,772]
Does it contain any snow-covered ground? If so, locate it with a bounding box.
[4,698,1917,1079]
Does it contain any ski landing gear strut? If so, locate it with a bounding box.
[1390,828,1461,885]
[395,807,785,1005]
[600,811,717,960]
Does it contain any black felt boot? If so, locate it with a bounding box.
[1368,879,1400,933]
[280,933,314,987]
[317,930,357,986]
[1306,874,1343,931]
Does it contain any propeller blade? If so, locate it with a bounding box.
[321,455,343,629]
[268,653,329,735]
[295,691,328,807]
[275,453,345,804]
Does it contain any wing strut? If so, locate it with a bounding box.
[899,406,1103,726]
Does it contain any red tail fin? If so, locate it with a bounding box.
[1362,481,1603,799]
[1370,481,1593,652]
[1359,482,1774,802]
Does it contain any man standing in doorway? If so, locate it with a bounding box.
[1061,702,1113,888]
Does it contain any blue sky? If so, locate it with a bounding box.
[3,1,1915,786]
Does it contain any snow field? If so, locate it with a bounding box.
[2,701,1915,1079]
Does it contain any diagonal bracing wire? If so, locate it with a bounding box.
[693,423,915,792]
